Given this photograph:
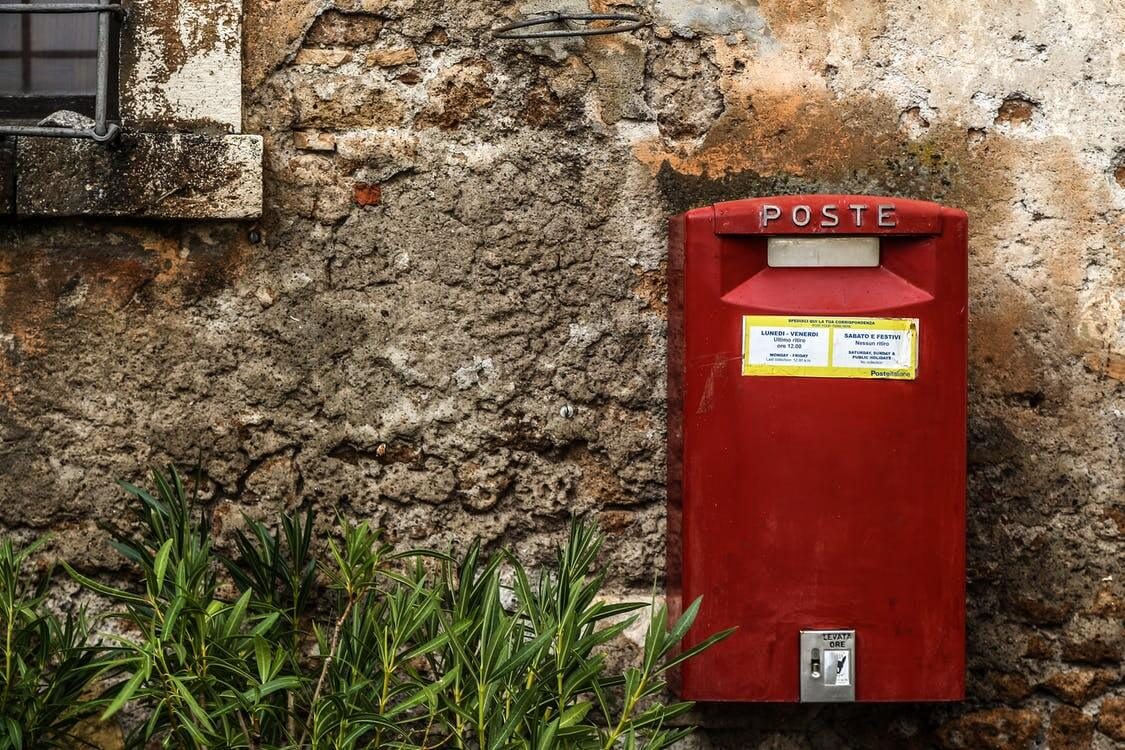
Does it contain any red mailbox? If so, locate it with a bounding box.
[667,195,967,702]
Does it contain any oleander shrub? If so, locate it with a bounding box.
[0,537,111,749]
[5,466,732,749]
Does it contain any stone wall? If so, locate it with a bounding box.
[1,0,1122,747]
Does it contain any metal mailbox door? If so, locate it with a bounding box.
[667,195,967,702]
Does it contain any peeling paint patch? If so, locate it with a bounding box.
[121,0,243,130]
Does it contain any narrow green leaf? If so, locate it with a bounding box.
[384,668,458,718]
[102,662,147,720]
[64,564,148,606]
[669,597,702,644]
[661,626,738,673]
[168,674,215,732]
[223,589,253,638]
[254,637,272,684]
[152,538,174,595]
[559,700,592,728]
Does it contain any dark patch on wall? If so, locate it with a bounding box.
[644,94,1000,227]
[655,154,965,216]
[0,224,152,335]
[0,220,249,360]
[656,164,825,215]
[177,222,253,299]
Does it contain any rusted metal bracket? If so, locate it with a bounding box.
[0,0,124,142]
[491,11,646,40]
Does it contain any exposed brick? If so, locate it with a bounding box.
[335,131,418,171]
[291,75,406,128]
[365,48,418,67]
[352,182,382,206]
[294,48,352,67]
[293,131,337,152]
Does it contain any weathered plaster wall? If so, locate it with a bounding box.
[1,0,1122,747]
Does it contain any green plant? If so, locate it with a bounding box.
[0,537,109,749]
[66,468,301,749]
[7,464,732,749]
[219,507,318,745]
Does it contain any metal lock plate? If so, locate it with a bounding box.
[800,630,856,702]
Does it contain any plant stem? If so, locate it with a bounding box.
[237,711,256,749]
[602,678,646,750]
[477,682,487,750]
[298,595,354,748]
[2,600,13,712]
[288,690,296,742]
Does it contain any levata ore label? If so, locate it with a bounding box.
[742,316,918,380]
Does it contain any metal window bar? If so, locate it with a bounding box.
[0,0,124,142]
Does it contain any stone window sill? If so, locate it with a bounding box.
[1,132,262,219]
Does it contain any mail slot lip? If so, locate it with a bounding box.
[712,194,949,236]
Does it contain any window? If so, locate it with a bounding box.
[2,0,262,219]
[0,0,120,139]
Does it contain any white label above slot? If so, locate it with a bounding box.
[767,237,880,267]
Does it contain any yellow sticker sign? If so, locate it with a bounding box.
[742,315,918,380]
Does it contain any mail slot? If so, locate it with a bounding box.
[667,195,967,702]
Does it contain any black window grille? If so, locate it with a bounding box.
[0,0,123,141]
